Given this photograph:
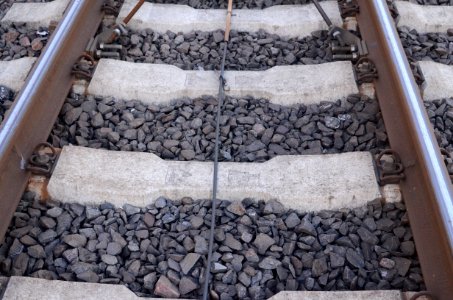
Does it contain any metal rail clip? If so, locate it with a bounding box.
[72,54,96,80]
[102,0,120,16]
[85,0,145,59]
[406,291,437,300]
[25,143,59,177]
[85,23,127,59]
[312,0,367,62]
[375,149,405,185]
[338,0,359,18]
[354,57,378,84]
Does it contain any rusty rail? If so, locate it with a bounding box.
[356,1,453,299]
[0,0,104,242]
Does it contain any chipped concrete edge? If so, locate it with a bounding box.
[118,0,342,37]
[1,277,424,300]
[0,0,71,29]
[2,276,187,300]
[47,146,384,212]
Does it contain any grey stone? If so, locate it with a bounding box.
[27,244,45,259]
[226,202,246,216]
[63,234,87,248]
[295,217,317,236]
[345,248,365,269]
[154,275,180,298]
[77,270,99,283]
[284,212,300,228]
[101,254,118,265]
[143,272,157,290]
[155,197,167,208]
[179,276,198,295]
[258,256,282,270]
[46,207,63,218]
[180,253,201,275]
[329,252,345,268]
[224,233,242,251]
[253,233,275,255]
[357,227,378,245]
[379,257,395,269]
[38,229,57,244]
[312,257,328,277]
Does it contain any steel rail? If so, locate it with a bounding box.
[356,1,453,298]
[0,0,104,241]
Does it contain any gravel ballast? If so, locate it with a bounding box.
[400,27,453,65]
[0,23,49,61]
[49,93,388,162]
[144,0,326,9]
[120,29,331,70]
[0,193,424,298]
[0,85,14,125]
[401,0,453,5]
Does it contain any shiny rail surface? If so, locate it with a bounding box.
[356,1,453,299]
[0,0,105,241]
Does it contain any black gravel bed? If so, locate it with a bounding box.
[0,193,424,298]
[0,1,53,21]
[49,93,388,162]
[400,27,453,65]
[120,29,331,71]
[144,0,326,9]
[0,277,8,298]
[0,23,49,61]
[401,0,453,5]
[0,85,14,125]
[426,98,453,153]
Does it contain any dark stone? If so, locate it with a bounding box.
[180,253,201,275]
[258,256,281,270]
[312,257,328,277]
[154,276,180,298]
[346,248,365,269]
[253,233,275,255]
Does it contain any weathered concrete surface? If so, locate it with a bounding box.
[88,59,359,105]
[395,1,453,33]
[0,0,70,29]
[48,146,384,212]
[419,61,453,101]
[2,277,423,300]
[118,0,342,37]
[2,277,186,300]
[269,291,415,300]
[0,57,36,92]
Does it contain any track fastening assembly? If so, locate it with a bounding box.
[374,149,405,186]
[85,0,145,59]
[312,0,367,61]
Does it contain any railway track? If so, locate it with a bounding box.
[0,0,452,299]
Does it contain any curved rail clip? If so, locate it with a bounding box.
[338,0,359,18]
[102,1,119,16]
[375,149,405,185]
[25,143,59,177]
[72,54,96,80]
[354,57,378,84]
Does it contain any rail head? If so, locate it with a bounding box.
[0,0,105,242]
[356,0,453,298]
